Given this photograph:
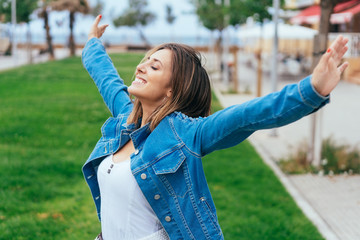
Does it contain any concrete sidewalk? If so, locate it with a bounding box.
[211,62,360,240]
[0,48,78,72]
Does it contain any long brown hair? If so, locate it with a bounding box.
[127,43,212,130]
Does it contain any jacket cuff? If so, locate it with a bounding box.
[85,37,101,47]
[299,75,330,108]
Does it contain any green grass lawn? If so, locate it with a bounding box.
[0,53,324,240]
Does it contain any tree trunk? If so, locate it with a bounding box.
[256,23,264,97]
[43,8,54,60]
[69,11,76,56]
[313,0,336,67]
[216,31,223,73]
[137,26,151,48]
[308,0,336,165]
[27,23,33,64]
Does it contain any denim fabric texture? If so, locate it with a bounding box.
[81,38,329,240]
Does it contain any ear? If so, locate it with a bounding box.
[166,89,172,98]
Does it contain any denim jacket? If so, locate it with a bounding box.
[82,38,329,240]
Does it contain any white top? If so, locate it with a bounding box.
[97,154,163,240]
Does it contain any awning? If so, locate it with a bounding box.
[331,3,360,24]
[290,0,360,25]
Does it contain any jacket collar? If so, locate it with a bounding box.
[129,123,151,150]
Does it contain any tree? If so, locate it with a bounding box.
[0,0,38,23]
[38,0,55,60]
[165,4,176,41]
[0,0,38,59]
[308,0,351,165]
[193,0,276,77]
[51,0,90,56]
[90,0,103,17]
[113,0,156,47]
[313,0,351,67]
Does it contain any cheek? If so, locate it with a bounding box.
[161,72,172,89]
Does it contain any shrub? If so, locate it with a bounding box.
[279,137,360,175]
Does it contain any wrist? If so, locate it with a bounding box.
[88,34,97,40]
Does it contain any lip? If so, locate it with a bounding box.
[131,75,147,87]
[135,75,147,83]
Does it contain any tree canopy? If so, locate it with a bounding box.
[113,0,156,27]
[193,0,283,32]
[0,0,38,23]
[165,4,176,25]
[113,0,156,46]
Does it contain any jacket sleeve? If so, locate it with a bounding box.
[82,37,133,117]
[197,76,329,156]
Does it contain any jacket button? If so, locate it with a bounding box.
[141,173,147,180]
[134,149,139,155]
[154,194,160,200]
[165,216,171,222]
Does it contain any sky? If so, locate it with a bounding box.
[10,0,215,45]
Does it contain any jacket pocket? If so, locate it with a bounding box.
[200,197,222,234]
[152,149,191,198]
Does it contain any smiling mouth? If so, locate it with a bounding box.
[133,77,147,85]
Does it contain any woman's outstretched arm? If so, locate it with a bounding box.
[196,35,349,156]
[82,15,133,117]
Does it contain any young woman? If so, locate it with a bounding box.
[82,15,348,240]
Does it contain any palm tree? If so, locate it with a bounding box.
[113,0,156,48]
[51,0,90,56]
[38,0,55,60]
[165,4,176,41]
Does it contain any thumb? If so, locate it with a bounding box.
[99,24,109,31]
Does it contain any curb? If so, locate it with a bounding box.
[249,137,340,240]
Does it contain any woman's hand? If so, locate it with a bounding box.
[311,35,349,96]
[88,15,109,40]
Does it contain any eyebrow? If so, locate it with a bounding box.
[148,57,163,67]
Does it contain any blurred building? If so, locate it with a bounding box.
[289,0,360,32]
[286,0,360,84]
[285,0,320,9]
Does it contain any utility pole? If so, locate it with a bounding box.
[270,0,279,137]
[11,0,17,64]
[222,0,230,89]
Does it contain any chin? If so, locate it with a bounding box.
[128,86,143,100]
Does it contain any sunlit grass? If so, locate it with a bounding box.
[0,53,323,239]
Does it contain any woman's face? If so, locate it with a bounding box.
[128,49,172,108]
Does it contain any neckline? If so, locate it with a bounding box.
[110,155,130,165]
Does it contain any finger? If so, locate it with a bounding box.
[333,36,348,58]
[99,24,109,31]
[338,61,349,74]
[330,35,343,52]
[333,44,348,65]
[337,46,348,61]
[93,14,102,27]
[318,47,332,69]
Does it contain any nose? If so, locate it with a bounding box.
[136,62,146,74]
